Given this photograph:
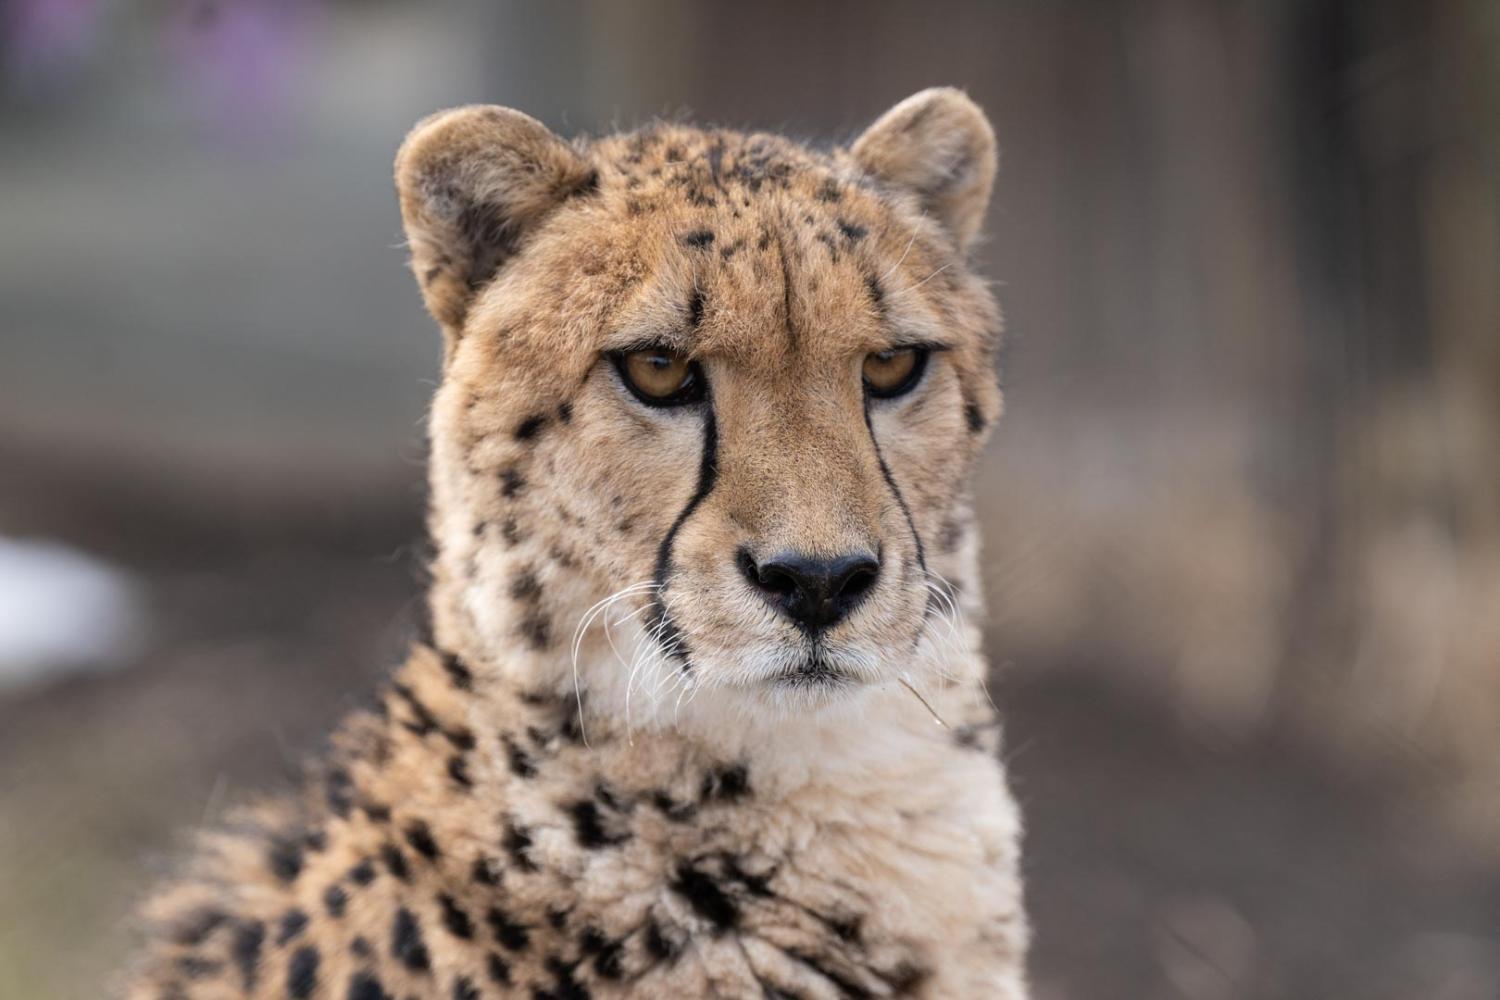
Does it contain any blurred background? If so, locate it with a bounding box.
[2,1,1497,997]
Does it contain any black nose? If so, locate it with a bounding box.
[737,549,881,633]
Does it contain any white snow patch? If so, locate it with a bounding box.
[0,535,148,690]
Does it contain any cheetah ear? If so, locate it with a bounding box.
[395,105,597,344]
[852,88,997,252]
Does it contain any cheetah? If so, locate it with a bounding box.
[126,88,1029,999]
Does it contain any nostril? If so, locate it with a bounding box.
[737,547,798,597]
[735,548,759,587]
[835,559,880,601]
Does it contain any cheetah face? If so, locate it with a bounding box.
[397,91,1002,715]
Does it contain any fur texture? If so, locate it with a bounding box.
[126,88,1028,999]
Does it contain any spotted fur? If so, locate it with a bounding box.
[126,89,1028,999]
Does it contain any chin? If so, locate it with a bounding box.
[711,642,890,716]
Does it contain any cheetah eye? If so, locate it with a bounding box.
[862,347,928,399]
[611,347,705,407]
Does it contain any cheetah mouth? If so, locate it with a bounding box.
[771,657,859,688]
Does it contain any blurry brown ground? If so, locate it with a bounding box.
[2,2,1497,998]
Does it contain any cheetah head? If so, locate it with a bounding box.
[396,90,1001,723]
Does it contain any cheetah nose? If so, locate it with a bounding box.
[736,548,881,634]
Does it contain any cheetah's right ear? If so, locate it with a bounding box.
[395,105,597,346]
[852,88,997,253]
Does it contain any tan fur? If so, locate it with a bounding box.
[126,89,1028,999]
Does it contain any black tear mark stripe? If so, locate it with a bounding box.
[649,397,719,665]
[863,403,927,573]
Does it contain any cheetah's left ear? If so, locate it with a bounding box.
[395,105,597,346]
[852,88,997,252]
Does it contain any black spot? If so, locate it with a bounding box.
[287,946,319,999]
[231,920,265,990]
[266,835,304,883]
[391,682,441,737]
[171,907,229,947]
[391,907,431,972]
[514,414,548,441]
[472,856,499,886]
[351,937,372,958]
[701,764,750,802]
[687,288,704,328]
[580,928,624,980]
[965,400,985,434]
[404,820,441,861]
[276,908,309,946]
[446,726,476,751]
[326,768,354,819]
[651,790,697,822]
[440,652,474,691]
[347,858,376,886]
[556,401,572,424]
[323,884,348,918]
[503,822,538,872]
[487,952,513,986]
[500,469,526,498]
[680,229,715,248]
[500,518,524,545]
[540,955,593,1000]
[487,907,531,951]
[568,799,627,849]
[447,753,472,788]
[644,918,681,961]
[817,179,843,203]
[347,971,390,1000]
[362,801,391,823]
[503,737,537,778]
[510,569,543,602]
[831,915,863,943]
[548,907,570,930]
[670,864,739,931]
[438,894,474,939]
[838,219,868,241]
[518,610,552,650]
[380,843,410,881]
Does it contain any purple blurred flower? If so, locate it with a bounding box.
[168,0,323,138]
[3,0,107,89]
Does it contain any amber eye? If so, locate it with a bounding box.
[611,347,705,407]
[862,347,928,399]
